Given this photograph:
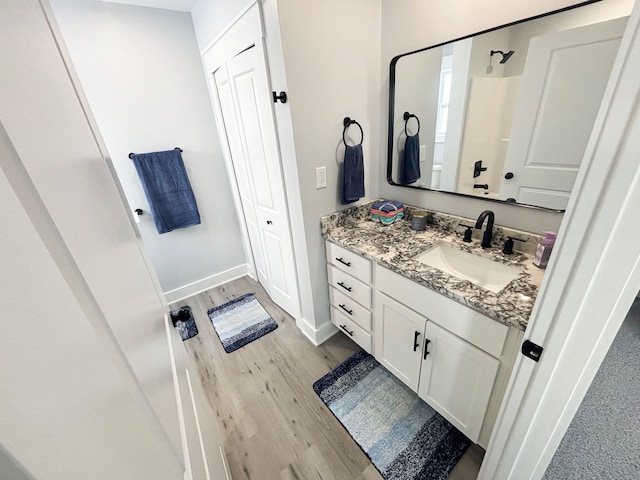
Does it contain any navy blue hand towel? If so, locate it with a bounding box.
[342,144,365,204]
[403,134,421,184]
[130,149,201,234]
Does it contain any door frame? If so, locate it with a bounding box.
[480,2,640,478]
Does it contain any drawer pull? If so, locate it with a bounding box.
[336,257,351,267]
[413,331,420,351]
[423,339,431,359]
[339,304,353,315]
[337,281,352,292]
[339,324,354,336]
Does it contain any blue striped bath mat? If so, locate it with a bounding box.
[208,293,277,353]
[313,350,470,480]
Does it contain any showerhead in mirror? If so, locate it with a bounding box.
[490,49,515,64]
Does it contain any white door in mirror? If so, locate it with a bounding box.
[500,18,625,209]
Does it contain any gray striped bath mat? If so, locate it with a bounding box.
[313,350,470,480]
[208,293,277,353]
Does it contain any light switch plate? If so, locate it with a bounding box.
[316,166,327,189]
[420,145,427,162]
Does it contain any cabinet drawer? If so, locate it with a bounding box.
[330,307,372,353]
[329,287,372,331]
[326,242,371,283]
[376,265,508,358]
[327,265,371,308]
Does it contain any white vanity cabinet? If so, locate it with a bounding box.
[375,264,521,446]
[324,241,523,447]
[375,290,500,443]
[326,242,373,353]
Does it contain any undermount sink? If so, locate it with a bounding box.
[413,241,522,293]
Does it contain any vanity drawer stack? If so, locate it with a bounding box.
[326,241,372,352]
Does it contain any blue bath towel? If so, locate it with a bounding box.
[130,149,201,234]
[342,144,365,204]
[403,134,420,184]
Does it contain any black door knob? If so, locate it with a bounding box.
[504,172,514,179]
[266,220,273,225]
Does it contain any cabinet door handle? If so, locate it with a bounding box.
[423,339,431,359]
[339,324,354,336]
[266,220,273,225]
[413,331,420,351]
[335,257,351,267]
[338,304,353,315]
[337,281,352,292]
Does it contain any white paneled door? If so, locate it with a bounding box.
[214,64,269,290]
[499,17,626,209]
[213,44,300,319]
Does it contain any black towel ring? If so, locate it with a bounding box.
[129,147,183,159]
[403,112,421,136]
[343,117,364,146]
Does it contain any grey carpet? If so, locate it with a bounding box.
[544,298,640,479]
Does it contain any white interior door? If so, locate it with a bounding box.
[214,64,269,291]
[215,44,300,318]
[499,17,626,209]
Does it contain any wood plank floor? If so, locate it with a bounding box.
[171,276,483,480]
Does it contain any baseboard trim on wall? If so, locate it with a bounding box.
[296,318,338,346]
[164,264,250,304]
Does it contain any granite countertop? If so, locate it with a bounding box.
[321,202,546,331]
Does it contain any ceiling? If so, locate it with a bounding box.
[99,0,198,12]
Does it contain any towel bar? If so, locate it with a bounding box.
[129,147,182,159]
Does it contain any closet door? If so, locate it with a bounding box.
[214,64,269,292]
[217,44,300,318]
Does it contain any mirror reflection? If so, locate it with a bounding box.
[388,1,630,211]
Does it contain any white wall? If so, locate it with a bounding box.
[191,0,247,51]
[49,0,247,300]
[275,0,382,330]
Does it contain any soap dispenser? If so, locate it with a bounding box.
[533,231,557,268]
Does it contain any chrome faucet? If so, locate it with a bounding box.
[475,210,495,248]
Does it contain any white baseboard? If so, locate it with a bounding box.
[296,317,338,346]
[164,264,250,304]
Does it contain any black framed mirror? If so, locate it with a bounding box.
[387,0,630,212]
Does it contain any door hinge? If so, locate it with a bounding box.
[521,340,543,362]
